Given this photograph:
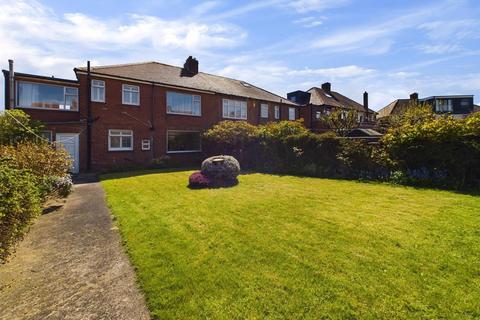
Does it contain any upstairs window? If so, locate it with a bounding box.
[288,107,296,120]
[91,80,105,102]
[435,99,453,112]
[260,103,269,118]
[17,81,78,111]
[122,84,140,105]
[274,106,280,119]
[223,99,247,119]
[108,130,133,151]
[167,92,201,116]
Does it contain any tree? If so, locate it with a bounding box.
[0,110,43,145]
[323,109,359,137]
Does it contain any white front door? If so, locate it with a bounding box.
[56,133,80,174]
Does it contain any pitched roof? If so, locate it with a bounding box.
[75,61,297,106]
[377,99,410,118]
[306,87,376,113]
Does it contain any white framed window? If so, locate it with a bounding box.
[91,79,105,102]
[435,99,453,112]
[288,107,296,120]
[167,91,201,116]
[141,139,151,151]
[274,106,280,119]
[315,111,322,119]
[260,103,269,118]
[108,130,133,151]
[222,99,247,119]
[167,131,201,153]
[122,84,140,105]
[17,81,78,111]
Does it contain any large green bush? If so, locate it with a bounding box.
[203,114,480,190]
[0,110,43,145]
[0,160,41,263]
[381,110,480,189]
[202,121,259,168]
[0,121,73,262]
[0,141,73,198]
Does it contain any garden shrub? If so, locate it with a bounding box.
[201,155,240,187]
[0,109,43,145]
[381,111,480,189]
[188,171,212,189]
[202,121,258,168]
[0,159,41,263]
[0,141,72,198]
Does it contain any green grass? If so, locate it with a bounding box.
[101,170,480,319]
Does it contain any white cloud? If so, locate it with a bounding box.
[287,65,375,78]
[293,16,324,28]
[288,0,350,13]
[418,19,480,40]
[418,44,462,54]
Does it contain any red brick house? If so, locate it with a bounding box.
[3,57,299,173]
[287,82,377,132]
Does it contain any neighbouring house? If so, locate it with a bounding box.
[3,57,299,173]
[287,82,378,133]
[378,92,476,119]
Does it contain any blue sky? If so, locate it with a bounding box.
[1,0,479,110]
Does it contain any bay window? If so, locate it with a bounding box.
[223,99,247,119]
[167,131,201,153]
[16,81,78,111]
[167,92,201,116]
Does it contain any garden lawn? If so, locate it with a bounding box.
[101,170,480,319]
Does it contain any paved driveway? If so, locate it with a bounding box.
[0,177,150,320]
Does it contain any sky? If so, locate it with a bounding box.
[1,0,479,110]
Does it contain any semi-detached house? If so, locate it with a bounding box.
[3,57,299,173]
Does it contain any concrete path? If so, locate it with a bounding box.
[0,177,150,320]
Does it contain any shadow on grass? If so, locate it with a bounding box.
[99,167,480,197]
[100,166,197,181]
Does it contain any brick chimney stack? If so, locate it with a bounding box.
[363,91,369,111]
[183,56,199,76]
[410,92,418,104]
[321,82,331,92]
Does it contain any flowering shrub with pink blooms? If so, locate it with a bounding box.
[188,171,212,189]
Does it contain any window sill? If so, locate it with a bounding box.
[15,106,79,112]
[167,112,202,117]
[167,150,202,154]
[222,117,248,120]
[108,148,134,152]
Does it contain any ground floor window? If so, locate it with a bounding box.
[108,130,133,151]
[167,130,201,153]
[288,107,296,120]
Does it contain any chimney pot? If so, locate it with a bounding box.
[183,56,199,76]
[321,82,331,92]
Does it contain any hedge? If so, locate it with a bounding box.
[0,160,41,262]
[203,114,480,190]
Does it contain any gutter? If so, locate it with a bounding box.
[86,61,92,172]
